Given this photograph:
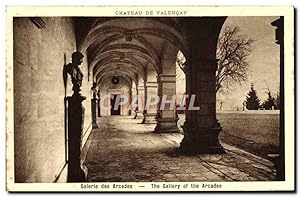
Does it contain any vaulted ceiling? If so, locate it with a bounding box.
[73,17,188,87]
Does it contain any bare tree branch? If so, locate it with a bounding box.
[216,26,254,93]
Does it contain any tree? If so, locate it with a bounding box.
[262,88,275,110]
[216,26,254,93]
[245,83,260,110]
[274,91,280,110]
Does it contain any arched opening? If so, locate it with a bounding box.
[175,50,186,133]
[215,16,281,162]
[98,75,131,116]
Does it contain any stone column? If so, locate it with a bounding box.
[179,17,226,154]
[142,81,158,124]
[270,16,284,180]
[180,58,223,153]
[154,74,179,132]
[97,98,101,117]
[135,85,145,119]
[128,87,132,116]
[96,90,101,117]
[154,43,179,133]
[131,83,137,118]
[91,98,98,128]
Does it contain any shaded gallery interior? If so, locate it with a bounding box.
[12,17,282,182]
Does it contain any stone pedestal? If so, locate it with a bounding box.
[268,154,283,180]
[67,94,86,182]
[142,112,157,124]
[97,98,101,117]
[91,98,98,128]
[154,117,180,133]
[180,121,224,154]
[132,108,137,119]
[135,111,144,119]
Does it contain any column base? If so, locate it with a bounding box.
[131,110,137,118]
[134,111,144,119]
[92,123,98,129]
[180,122,224,154]
[154,118,180,133]
[267,154,284,180]
[142,113,157,124]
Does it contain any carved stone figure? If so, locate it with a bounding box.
[91,82,97,99]
[97,90,100,100]
[65,51,84,94]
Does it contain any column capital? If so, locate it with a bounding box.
[145,81,158,88]
[158,74,177,77]
[158,74,176,83]
[137,85,145,90]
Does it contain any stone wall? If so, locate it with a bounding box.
[13,17,92,182]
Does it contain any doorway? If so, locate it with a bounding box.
[111,94,121,115]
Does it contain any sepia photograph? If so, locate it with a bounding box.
[5,6,295,192]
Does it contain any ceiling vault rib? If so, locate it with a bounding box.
[77,18,190,87]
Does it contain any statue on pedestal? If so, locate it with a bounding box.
[64,51,86,182]
[65,51,84,96]
[91,82,97,99]
[91,82,98,128]
[97,90,100,100]
[97,90,101,117]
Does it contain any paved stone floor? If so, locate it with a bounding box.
[82,116,276,182]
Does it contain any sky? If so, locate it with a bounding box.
[217,16,280,110]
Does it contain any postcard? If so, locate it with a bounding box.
[6,6,295,192]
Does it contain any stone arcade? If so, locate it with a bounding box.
[14,16,237,182]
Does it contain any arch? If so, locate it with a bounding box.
[97,69,135,87]
[91,52,146,75]
[98,74,132,88]
[79,18,189,67]
[86,33,160,70]
[89,46,156,75]
[93,58,146,82]
[89,44,158,70]
[85,18,187,52]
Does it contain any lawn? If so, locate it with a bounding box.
[177,112,280,159]
[217,112,280,159]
